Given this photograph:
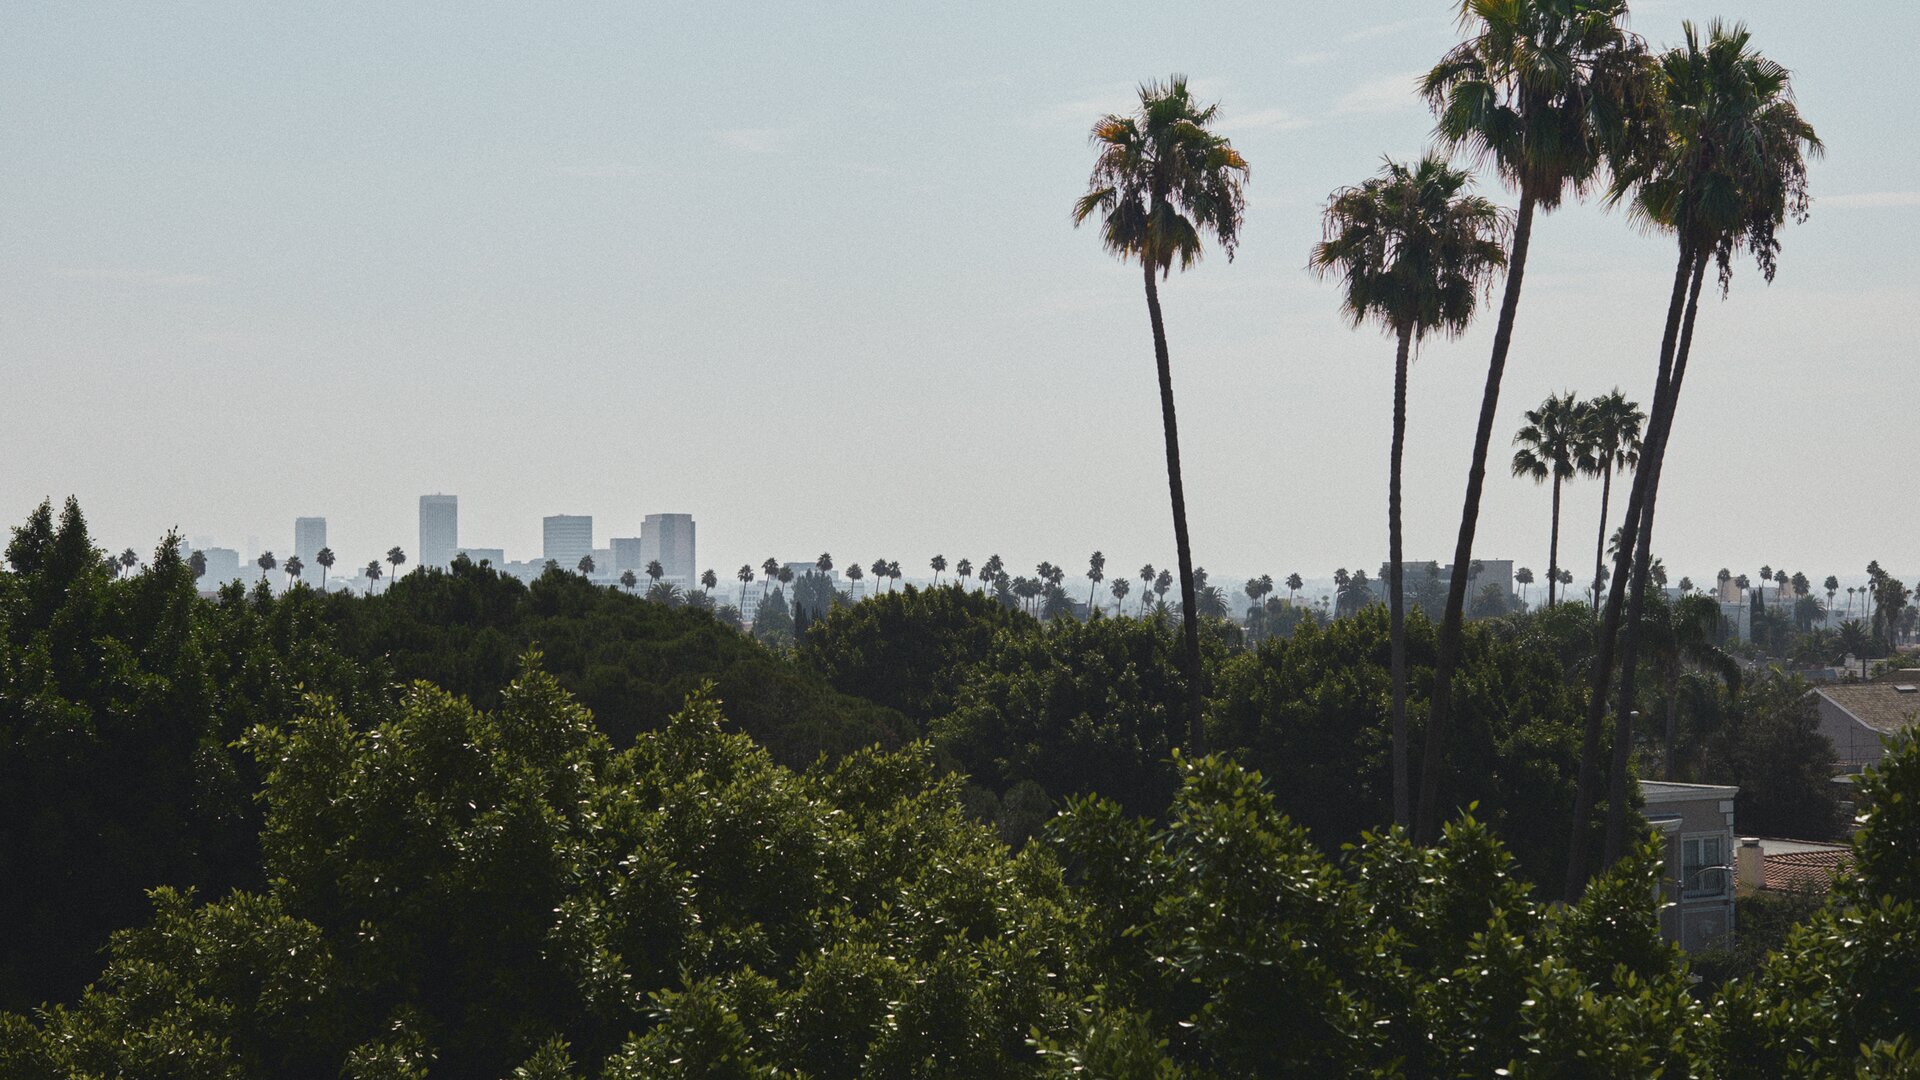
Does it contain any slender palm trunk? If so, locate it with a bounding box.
[1593,460,1613,611]
[1664,673,1681,779]
[1415,189,1536,842]
[1604,250,1709,865]
[1389,324,1413,828]
[1143,260,1206,756]
[1547,476,1563,608]
[1565,244,1703,897]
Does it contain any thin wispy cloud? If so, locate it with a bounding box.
[1819,191,1920,209]
[1219,107,1312,134]
[716,127,799,154]
[51,268,212,287]
[1334,72,1427,116]
[554,164,653,179]
[1342,15,1444,43]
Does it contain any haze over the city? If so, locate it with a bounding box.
[3,0,1913,583]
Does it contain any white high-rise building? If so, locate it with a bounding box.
[293,517,327,574]
[543,515,593,571]
[419,495,458,570]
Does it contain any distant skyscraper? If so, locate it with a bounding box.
[610,537,645,576]
[640,513,696,584]
[197,547,241,585]
[419,495,458,570]
[543,514,593,570]
[294,517,327,573]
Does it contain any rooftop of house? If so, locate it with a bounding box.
[1762,848,1853,892]
[1641,780,1739,805]
[1816,683,1920,734]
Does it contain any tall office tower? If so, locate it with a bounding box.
[639,513,696,583]
[419,494,458,570]
[198,547,241,585]
[542,514,594,571]
[610,537,645,576]
[294,517,327,573]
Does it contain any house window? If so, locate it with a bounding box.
[1683,834,1727,899]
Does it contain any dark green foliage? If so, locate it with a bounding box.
[316,557,907,766]
[931,613,1204,819]
[802,583,1032,725]
[1212,605,1597,886]
[0,499,376,1013]
[1698,673,1844,839]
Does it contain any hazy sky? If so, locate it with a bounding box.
[3,1,1914,589]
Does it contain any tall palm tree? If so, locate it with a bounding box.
[386,546,406,588]
[284,555,304,589]
[647,560,665,587]
[1515,565,1534,605]
[1138,564,1156,616]
[956,558,973,586]
[930,554,947,586]
[1825,575,1840,623]
[1286,572,1303,605]
[763,557,781,603]
[1512,392,1584,609]
[1074,75,1249,756]
[815,553,833,575]
[1419,0,1650,844]
[364,559,382,591]
[737,564,754,607]
[870,558,888,594]
[117,547,139,578]
[702,568,719,593]
[257,551,277,583]
[1579,389,1644,610]
[1111,577,1131,612]
[846,562,864,597]
[1576,20,1822,886]
[188,549,208,581]
[1085,551,1105,612]
[578,554,596,576]
[620,569,638,592]
[316,546,335,592]
[1311,154,1508,826]
[884,562,899,593]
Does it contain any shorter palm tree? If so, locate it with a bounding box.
[257,551,277,581]
[364,559,382,590]
[621,569,638,592]
[763,557,781,602]
[702,569,719,592]
[1085,551,1105,612]
[316,547,335,592]
[737,565,755,607]
[1515,566,1534,605]
[816,553,833,574]
[1642,591,1741,777]
[846,563,865,596]
[956,558,973,586]
[1110,577,1131,613]
[1286,572,1303,605]
[118,548,139,577]
[930,554,947,585]
[578,554,595,576]
[387,546,407,585]
[189,549,208,581]
[284,555,304,589]
[647,560,665,586]
[870,558,888,592]
[1512,392,1584,607]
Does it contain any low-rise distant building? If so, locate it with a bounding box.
[194,547,242,586]
[455,547,505,568]
[1642,780,1740,952]
[1813,683,1920,772]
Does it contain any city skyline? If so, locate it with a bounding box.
[4,1,1914,580]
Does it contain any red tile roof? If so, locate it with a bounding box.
[1762,849,1852,893]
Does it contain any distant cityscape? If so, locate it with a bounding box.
[185,494,699,595]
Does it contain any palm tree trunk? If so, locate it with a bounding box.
[1142,260,1206,756]
[1547,476,1563,609]
[1603,249,1708,867]
[1389,324,1413,828]
[1663,673,1681,779]
[1593,461,1613,611]
[1565,242,1699,900]
[1415,188,1534,842]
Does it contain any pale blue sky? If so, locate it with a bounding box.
[3,1,1914,588]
